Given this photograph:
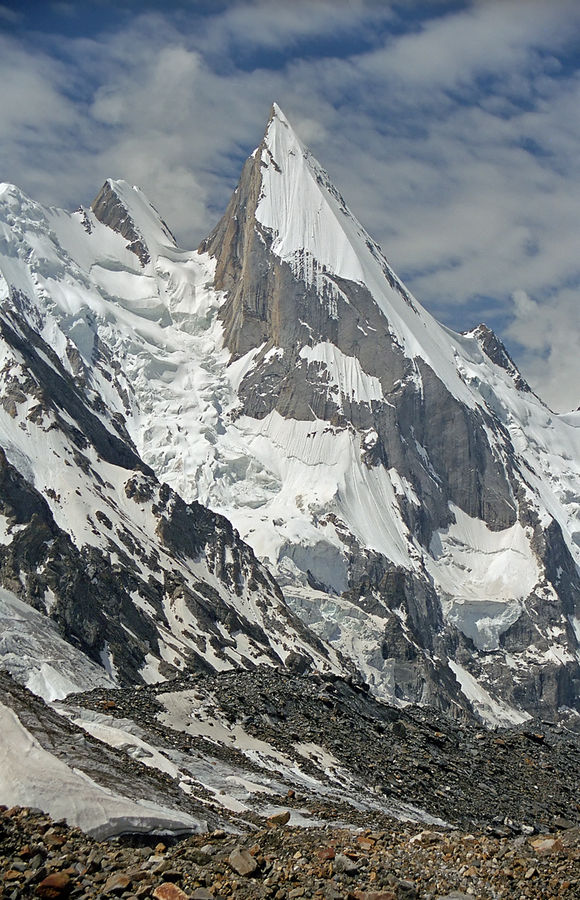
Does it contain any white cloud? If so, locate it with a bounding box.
[194,0,394,58]
[506,287,580,412]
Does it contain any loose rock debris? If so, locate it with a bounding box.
[1,805,579,899]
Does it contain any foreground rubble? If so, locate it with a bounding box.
[1,805,579,899]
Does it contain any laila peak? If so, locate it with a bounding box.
[0,104,578,851]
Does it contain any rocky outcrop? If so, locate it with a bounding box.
[471,323,532,393]
[92,180,152,265]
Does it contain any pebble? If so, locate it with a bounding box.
[228,846,259,876]
[152,885,190,900]
[267,810,291,827]
[103,871,132,893]
[35,870,71,898]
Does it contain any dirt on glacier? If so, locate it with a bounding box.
[2,667,579,898]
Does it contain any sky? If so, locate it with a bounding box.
[0,0,579,411]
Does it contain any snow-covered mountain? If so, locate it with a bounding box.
[0,178,338,698]
[0,105,579,730]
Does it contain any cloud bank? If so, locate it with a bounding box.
[0,0,579,411]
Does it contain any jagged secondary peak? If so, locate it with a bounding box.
[91,178,177,265]
[469,323,532,394]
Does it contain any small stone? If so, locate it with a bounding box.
[356,836,375,850]
[4,870,22,881]
[318,846,336,861]
[136,885,154,899]
[191,890,213,900]
[333,853,359,874]
[351,892,396,900]
[435,894,473,900]
[524,731,545,743]
[409,830,444,845]
[530,837,563,854]
[44,833,67,848]
[35,871,71,898]
[144,855,166,871]
[158,869,182,883]
[152,884,189,900]
[8,860,27,878]
[267,810,291,827]
[188,849,211,865]
[228,847,258,876]
[104,872,132,893]
[155,842,167,853]
[392,721,406,738]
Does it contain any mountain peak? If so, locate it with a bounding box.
[469,322,532,394]
[255,106,367,290]
[267,101,295,129]
[269,101,288,122]
[91,179,177,264]
[260,103,307,181]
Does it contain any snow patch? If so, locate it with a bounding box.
[429,506,538,651]
[0,702,205,839]
[448,661,530,728]
[299,342,383,406]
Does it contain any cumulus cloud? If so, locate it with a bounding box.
[506,288,580,412]
[195,0,393,59]
[0,0,579,409]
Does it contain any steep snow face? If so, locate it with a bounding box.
[254,107,479,412]
[256,105,367,289]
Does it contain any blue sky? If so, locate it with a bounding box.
[1,0,579,410]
